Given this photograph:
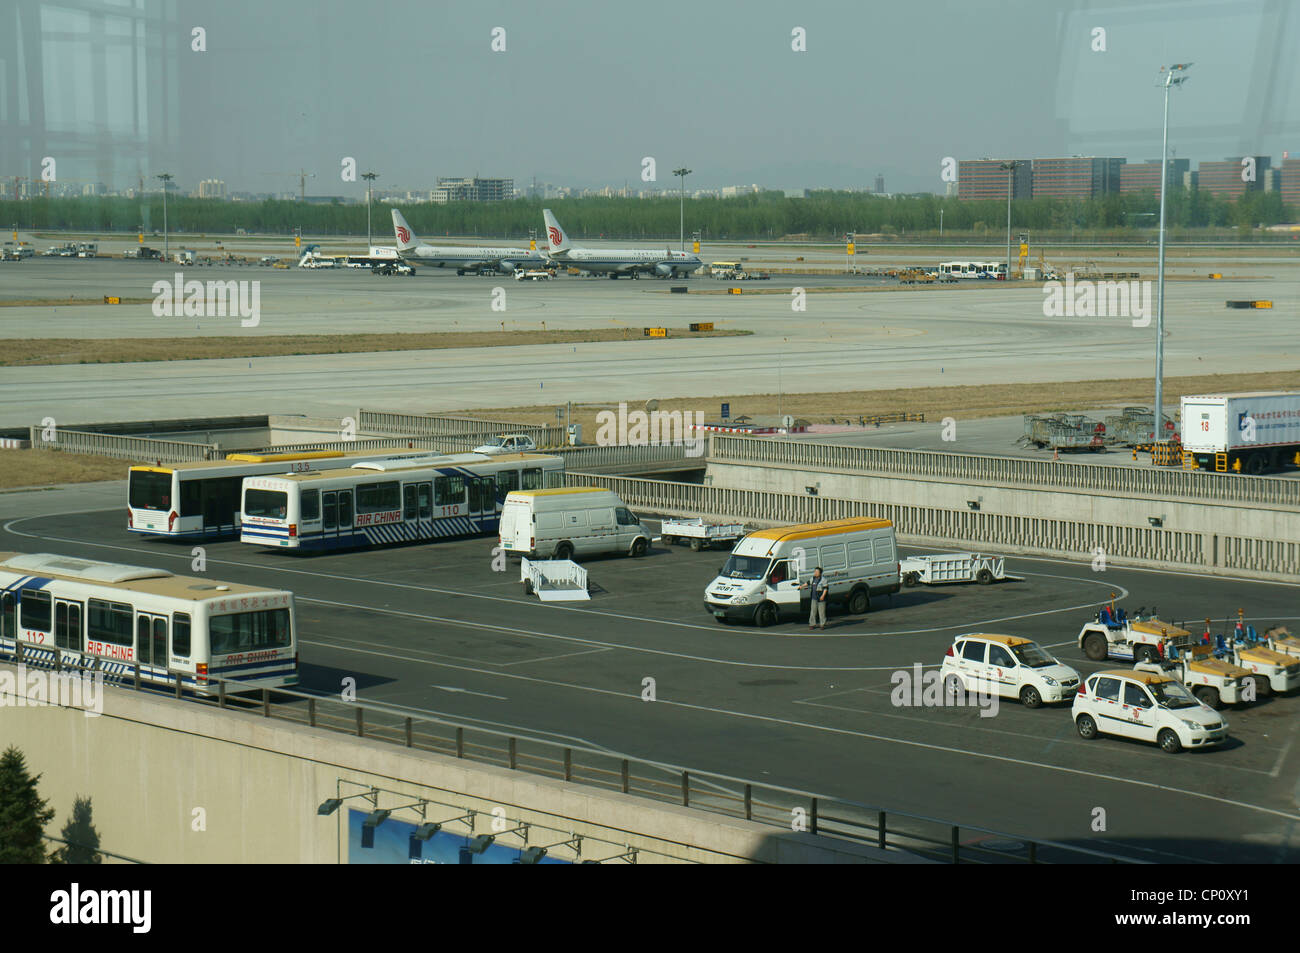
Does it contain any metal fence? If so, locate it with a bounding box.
[552,443,694,470]
[28,428,218,462]
[359,409,565,446]
[565,471,1300,578]
[710,434,1300,508]
[8,645,1135,865]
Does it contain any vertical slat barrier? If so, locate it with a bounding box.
[621,760,629,793]
[878,811,886,851]
[564,748,572,781]
[951,827,960,863]
[456,726,464,758]
[404,717,412,747]
[508,737,517,769]
[355,708,364,737]
[681,771,689,807]
[744,785,752,820]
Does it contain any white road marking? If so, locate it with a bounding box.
[430,684,507,700]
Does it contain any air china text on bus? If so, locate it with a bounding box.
[239,452,565,551]
[127,448,471,539]
[0,552,297,694]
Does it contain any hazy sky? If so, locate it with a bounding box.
[138,0,1300,193]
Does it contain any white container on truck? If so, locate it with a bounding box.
[703,517,900,627]
[498,487,650,561]
[1180,392,1300,474]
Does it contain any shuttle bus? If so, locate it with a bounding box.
[938,261,1007,279]
[0,551,297,695]
[240,452,565,551]
[128,448,471,539]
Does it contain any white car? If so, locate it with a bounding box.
[1073,669,1228,753]
[939,633,1081,708]
[472,434,538,455]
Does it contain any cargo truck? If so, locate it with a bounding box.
[1180,392,1300,475]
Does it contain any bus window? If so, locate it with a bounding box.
[435,475,465,506]
[245,489,288,519]
[153,618,168,667]
[356,481,399,514]
[209,608,292,655]
[129,470,172,511]
[497,469,520,497]
[417,482,432,518]
[88,599,133,648]
[19,589,51,632]
[1,592,13,640]
[323,493,337,529]
[55,603,81,651]
[338,492,353,528]
[180,479,203,517]
[545,467,564,488]
[137,615,151,663]
[172,613,191,658]
[403,484,418,521]
[301,489,320,522]
[522,467,542,490]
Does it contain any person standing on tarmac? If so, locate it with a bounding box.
[800,567,829,630]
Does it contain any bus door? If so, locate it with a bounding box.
[136,613,169,675]
[54,599,83,664]
[467,476,496,531]
[337,489,354,539]
[201,478,236,535]
[1,591,14,647]
[322,491,338,541]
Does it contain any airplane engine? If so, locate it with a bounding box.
[500,260,517,273]
[654,262,674,277]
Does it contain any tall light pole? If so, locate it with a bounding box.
[156,173,173,262]
[1154,63,1191,441]
[361,171,378,249]
[999,161,1018,279]
[672,167,691,251]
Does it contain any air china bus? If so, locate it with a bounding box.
[0,551,297,695]
[938,261,1007,279]
[240,453,564,551]
[128,448,470,539]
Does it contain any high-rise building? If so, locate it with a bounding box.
[1279,158,1300,209]
[1119,159,1191,194]
[196,179,226,199]
[1031,157,1125,199]
[874,174,885,194]
[432,177,514,203]
[957,159,1033,201]
[1196,157,1270,199]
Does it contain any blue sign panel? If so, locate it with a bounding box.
[721,402,730,420]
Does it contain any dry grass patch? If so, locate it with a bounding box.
[0,450,130,489]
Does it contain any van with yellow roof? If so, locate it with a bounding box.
[703,518,899,627]
[498,487,650,561]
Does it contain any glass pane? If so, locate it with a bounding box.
[418,483,432,518]
[338,493,353,527]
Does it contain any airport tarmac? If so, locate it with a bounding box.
[0,257,1295,429]
[5,481,1299,864]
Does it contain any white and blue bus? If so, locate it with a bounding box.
[0,551,298,695]
[128,448,474,539]
[239,452,565,551]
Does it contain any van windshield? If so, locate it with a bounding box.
[720,554,768,580]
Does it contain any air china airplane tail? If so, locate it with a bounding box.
[391,209,419,251]
[542,209,571,255]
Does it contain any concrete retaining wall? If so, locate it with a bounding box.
[0,667,902,864]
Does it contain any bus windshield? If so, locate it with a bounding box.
[209,607,292,655]
[244,489,288,520]
[720,554,769,580]
[129,470,172,511]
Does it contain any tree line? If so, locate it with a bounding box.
[1,189,1292,241]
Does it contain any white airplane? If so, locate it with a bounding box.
[542,209,702,279]
[391,209,546,275]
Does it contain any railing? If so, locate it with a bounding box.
[5,645,1137,865]
[564,471,1300,577]
[710,434,1300,508]
[28,428,218,462]
[359,409,564,445]
[239,433,497,456]
[552,443,696,469]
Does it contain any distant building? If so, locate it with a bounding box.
[957,159,1033,201]
[1196,156,1270,199]
[874,174,885,194]
[1119,159,1190,194]
[1032,157,1124,199]
[196,178,226,199]
[721,184,761,198]
[432,177,514,203]
[1280,158,1300,208]
[82,182,107,196]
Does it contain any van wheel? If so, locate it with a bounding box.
[1158,729,1183,753]
[847,587,870,615]
[555,542,575,561]
[1075,714,1098,739]
[754,602,778,628]
[1083,633,1108,661]
[630,537,648,558]
[1019,685,1042,709]
[975,568,994,585]
[1193,686,1221,709]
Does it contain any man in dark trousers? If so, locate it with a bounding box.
[800,566,828,630]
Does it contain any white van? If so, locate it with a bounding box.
[498,487,651,561]
[703,517,900,627]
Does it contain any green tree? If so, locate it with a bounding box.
[0,746,56,864]
[50,795,102,865]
